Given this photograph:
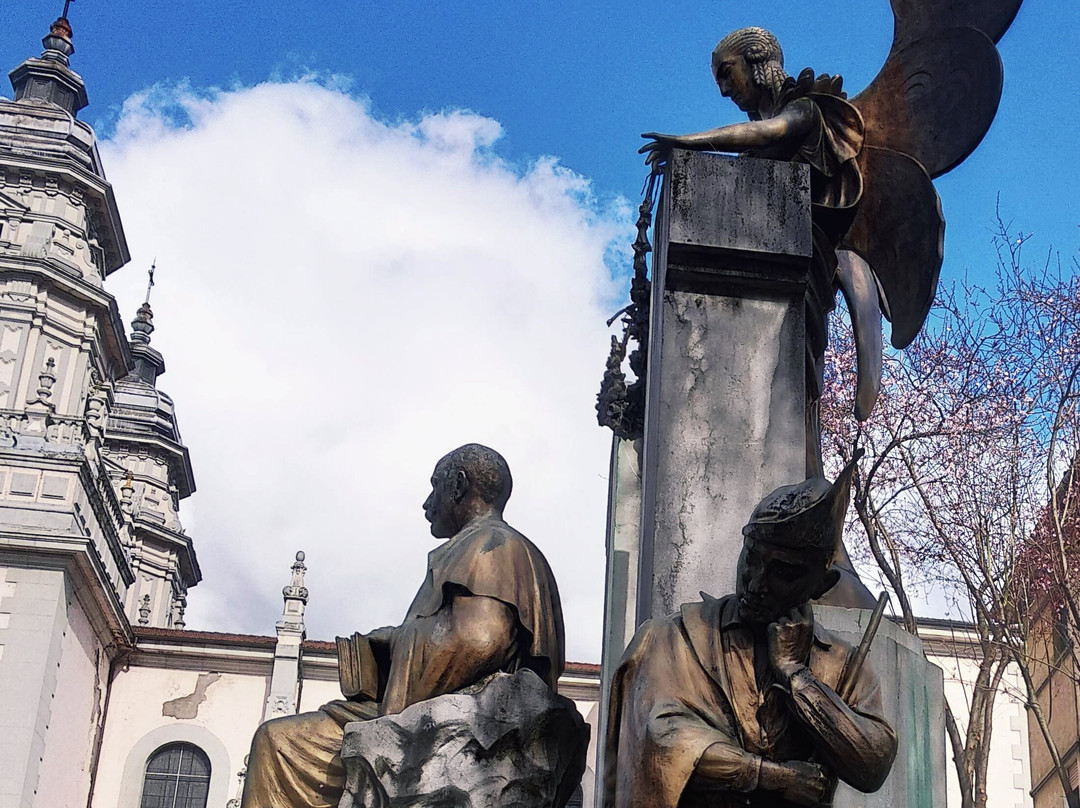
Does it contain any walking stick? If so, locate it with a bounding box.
[817,591,890,807]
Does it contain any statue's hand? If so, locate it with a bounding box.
[365,625,395,648]
[639,133,679,165]
[767,604,815,680]
[760,759,829,806]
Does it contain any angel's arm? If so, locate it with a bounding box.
[640,99,815,161]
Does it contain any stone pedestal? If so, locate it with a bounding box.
[338,670,589,808]
[816,606,947,808]
[627,150,819,627]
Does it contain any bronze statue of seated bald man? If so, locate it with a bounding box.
[241,444,566,808]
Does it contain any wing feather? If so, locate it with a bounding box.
[836,250,883,421]
[889,0,1024,46]
[854,26,1003,178]
[840,146,943,350]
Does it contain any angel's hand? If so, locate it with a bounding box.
[639,132,680,165]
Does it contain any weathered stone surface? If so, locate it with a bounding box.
[629,150,814,624]
[644,288,807,617]
[816,605,947,808]
[338,669,589,808]
[667,150,812,261]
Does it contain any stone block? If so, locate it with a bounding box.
[815,606,947,808]
[8,472,37,497]
[39,475,68,500]
[339,669,589,808]
[667,150,812,264]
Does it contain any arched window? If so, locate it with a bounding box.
[139,742,211,808]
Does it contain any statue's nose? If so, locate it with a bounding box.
[747,570,766,594]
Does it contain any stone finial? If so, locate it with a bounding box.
[130,302,155,345]
[282,550,309,605]
[226,759,248,808]
[120,471,135,515]
[36,357,57,404]
[41,17,75,63]
[84,381,109,434]
[9,12,88,115]
[173,595,187,630]
[25,357,58,432]
[137,593,151,625]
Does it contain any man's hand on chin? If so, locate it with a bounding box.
[767,603,815,681]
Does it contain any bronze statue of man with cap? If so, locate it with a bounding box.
[603,460,897,808]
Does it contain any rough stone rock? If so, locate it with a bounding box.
[338,669,589,808]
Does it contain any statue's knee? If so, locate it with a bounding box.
[252,717,284,752]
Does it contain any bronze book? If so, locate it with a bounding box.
[335,632,379,701]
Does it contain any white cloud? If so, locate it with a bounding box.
[100,79,630,663]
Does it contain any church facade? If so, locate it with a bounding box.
[0,15,1031,808]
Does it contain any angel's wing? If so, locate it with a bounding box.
[840,145,944,350]
[852,0,1023,178]
[889,0,1023,47]
[836,0,1020,362]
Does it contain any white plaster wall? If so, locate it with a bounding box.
[33,596,103,808]
[932,652,1033,808]
[92,666,269,808]
[297,677,344,713]
[578,700,599,808]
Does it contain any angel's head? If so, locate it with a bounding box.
[712,27,788,118]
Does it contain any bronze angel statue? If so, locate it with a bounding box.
[640,1,1023,466]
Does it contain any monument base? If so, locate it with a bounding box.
[339,670,589,808]
[815,606,946,808]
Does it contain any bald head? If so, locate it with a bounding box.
[424,444,513,538]
[438,444,513,510]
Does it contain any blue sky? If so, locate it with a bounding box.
[4,0,1078,277]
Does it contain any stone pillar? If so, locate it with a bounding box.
[596,151,819,799]
[636,150,817,622]
[262,551,308,721]
[816,606,947,808]
[594,435,642,793]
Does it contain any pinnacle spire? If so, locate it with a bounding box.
[9,7,87,115]
[282,551,310,614]
[130,302,155,345]
[131,261,157,344]
[42,16,75,64]
[127,262,166,385]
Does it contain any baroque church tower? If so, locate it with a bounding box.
[0,15,198,808]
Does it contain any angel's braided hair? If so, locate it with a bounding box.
[712,27,788,102]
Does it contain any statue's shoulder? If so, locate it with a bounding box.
[448,518,554,579]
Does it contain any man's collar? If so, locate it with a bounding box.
[717,594,832,649]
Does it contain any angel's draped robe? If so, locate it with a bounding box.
[603,595,896,808]
[240,515,565,808]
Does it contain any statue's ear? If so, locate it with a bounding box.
[812,567,842,600]
[451,469,469,503]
